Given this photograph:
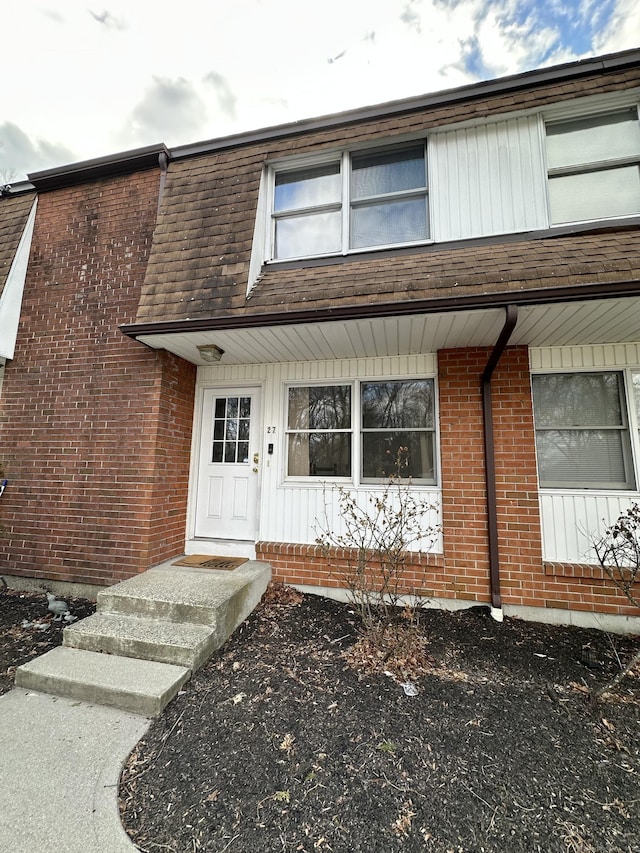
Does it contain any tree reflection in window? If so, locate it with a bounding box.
[287,385,352,477]
[361,380,436,482]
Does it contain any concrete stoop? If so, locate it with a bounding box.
[15,559,271,716]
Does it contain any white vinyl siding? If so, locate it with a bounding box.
[429,114,548,241]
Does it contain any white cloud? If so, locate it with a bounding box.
[594,0,640,53]
[0,123,76,179]
[0,0,637,178]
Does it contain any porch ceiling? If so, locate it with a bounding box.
[134,296,640,366]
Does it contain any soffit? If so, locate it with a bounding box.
[135,296,640,366]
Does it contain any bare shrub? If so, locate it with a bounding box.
[315,447,440,662]
[592,503,640,699]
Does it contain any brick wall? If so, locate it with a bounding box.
[260,345,635,616]
[0,172,196,586]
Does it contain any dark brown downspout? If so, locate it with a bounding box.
[157,151,169,214]
[482,304,518,621]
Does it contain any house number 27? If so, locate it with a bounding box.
[266,426,276,434]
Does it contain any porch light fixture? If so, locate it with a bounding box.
[197,344,225,363]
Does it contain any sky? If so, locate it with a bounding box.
[1,0,639,182]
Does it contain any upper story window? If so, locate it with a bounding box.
[271,144,428,261]
[545,108,640,225]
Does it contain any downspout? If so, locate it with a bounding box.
[157,151,169,214]
[482,304,518,622]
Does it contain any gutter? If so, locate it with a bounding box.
[482,305,518,622]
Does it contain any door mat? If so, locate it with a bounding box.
[172,555,248,571]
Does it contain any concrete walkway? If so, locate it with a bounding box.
[0,688,149,852]
[2,557,272,851]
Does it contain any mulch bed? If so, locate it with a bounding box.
[0,586,95,696]
[117,586,640,853]
[1,583,638,851]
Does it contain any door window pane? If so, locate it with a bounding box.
[211,396,251,464]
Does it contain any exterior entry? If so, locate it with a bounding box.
[194,387,262,541]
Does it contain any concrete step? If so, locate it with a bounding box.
[98,562,271,650]
[63,612,218,670]
[15,647,190,717]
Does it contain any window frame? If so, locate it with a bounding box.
[267,142,430,263]
[544,107,640,226]
[283,376,438,486]
[532,369,638,491]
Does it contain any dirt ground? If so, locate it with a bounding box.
[1,583,639,852]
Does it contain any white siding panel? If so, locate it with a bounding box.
[539,492,640,563]
[531,343,640,370]
[430,115,548,242]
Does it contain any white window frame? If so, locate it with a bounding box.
[544,106,640,226]
[532,368,640,491]
[283,376,439,486]
[266,142,430,263]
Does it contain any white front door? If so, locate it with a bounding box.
[195,387,261,540]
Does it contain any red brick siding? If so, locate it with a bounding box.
[259,346,635,616]
[0,173,196,586]
[256,542,445,593]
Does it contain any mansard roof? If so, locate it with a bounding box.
[0,188,36,303]
[130,49,640,330]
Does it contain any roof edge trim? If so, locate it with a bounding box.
[28,144,171,192]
